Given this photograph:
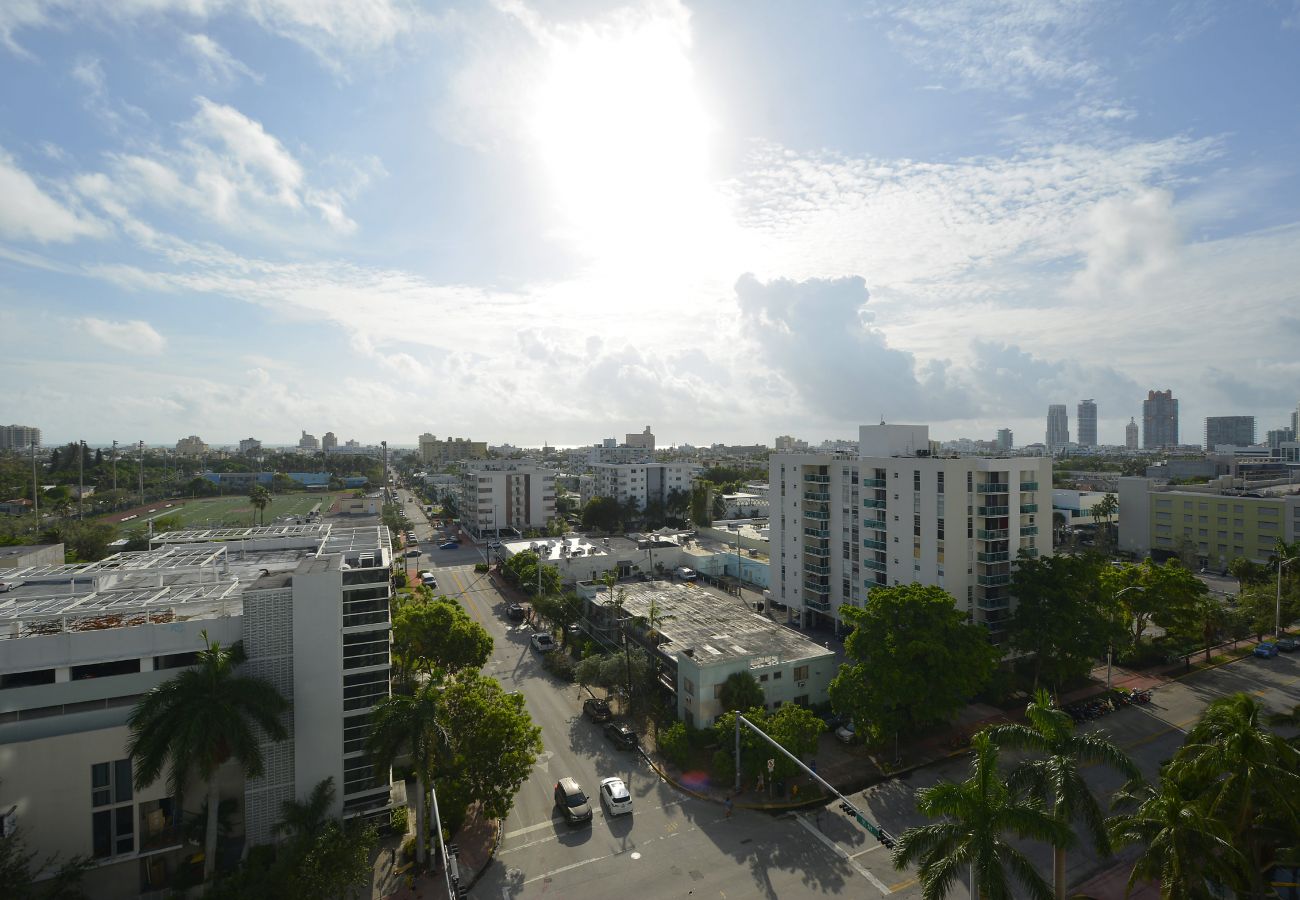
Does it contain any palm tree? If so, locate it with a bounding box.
[248,484,271,525]
[986,689,1140,899]
[892,732,1071,900]
[127,632,288,881]
[1165,692,1300,896]
[367,682,444,868]
[1107,779,1246,899]
[277,777,336,842]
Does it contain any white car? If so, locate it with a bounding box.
[835,722,857,744]
[530,633,556,653]
[419,571,437,587]
[0,581,14,593]
[599,777,632,816]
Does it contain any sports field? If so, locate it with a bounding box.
[114,492,342,531]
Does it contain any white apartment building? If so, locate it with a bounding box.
[173,435,207,458]
[459,460,556,538]
[297,430,319,452]
[0,525,398,898]
[580,462,700,511]
[769,424,1052,645]
[238,437,262,455]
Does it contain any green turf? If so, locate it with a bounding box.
[138,493,341,530]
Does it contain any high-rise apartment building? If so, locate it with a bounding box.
[174,435,206,457]
[1268,427,1296,449]
[1126,418,1139,450]
[624,426,655,451]
[1077,400,1097,447]
[1046,405,1070,452]
[459,460,556,537]
[996,429,1014,451]
[0,525,398,899]
[1142,390,1179,449]
[298,430,319,452]
[321,431,338,452]
[239,437,262,455]
[0,424,41,450]
[775,435,809,452]
[1204,416,1256,450]
[769,424,1051,646]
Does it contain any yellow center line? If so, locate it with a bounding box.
[890,877,918,892]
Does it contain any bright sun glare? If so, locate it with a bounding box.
[529,15,726,266]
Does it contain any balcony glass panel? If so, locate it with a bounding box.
[863,559,887,571]
[977,551,1010,563]
[976,483,1009,493]
[862,538,886,550]
[861,477,886,488]
[1019,481,1039,491]
[863,499,887,509]
[977,529,1010,540]
[977,506,1009,516]
[804,510,831,521]
[804,597,831,612]
[804,474,831,483]
[977,573,1011,587]
[804,491,831,502]
[1020,526,1039,536]
[1020,504,1039,513]
[803,527,830,538]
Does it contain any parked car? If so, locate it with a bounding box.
[530,633,556,653]
[1276,637,1299,652]
[835,721,857,744]
[599,777,633,817]
[1254,642,1279,658]
[604,722,637,750]
[404,548,421,558]
[507,603,526,621]
[488,540,502,549]
[582,697,612,722]
[438,541,459,550]
[553,778,592,825]
[420,572,437,588]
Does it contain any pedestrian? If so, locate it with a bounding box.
[724,794,734,818]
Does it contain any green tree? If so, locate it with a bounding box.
[581,496,622,533]
[986,689,1139,899]
[367,683,442,867]
[248,485,271,526]
[276,777,336,842]
[291,819,379,900]
[1167,594,1233,662]
[0,824,90,900]
[127,632,288,882]
[1103,559,1207,651]
[392,598,492,681]
[689,485,712,527]
[830,584,998,746]
[718,671,765,712]
[1006,555,1116,691]
[533,592,585,645]
[763,703,826,779]
[892,732,1071,900]
[271,472,294,494]
[1091,493,1118,552]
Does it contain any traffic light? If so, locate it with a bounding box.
[839,802,853,816]
[878,829,896,850]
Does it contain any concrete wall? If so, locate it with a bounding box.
[0,543,65,569]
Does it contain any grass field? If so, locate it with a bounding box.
[118,492,342,530]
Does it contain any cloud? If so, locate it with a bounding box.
[967,340,1140,418]
[0,148,107,243]
[79,317,167,354]
[184,33,262,84]
[1071,187,1180,297]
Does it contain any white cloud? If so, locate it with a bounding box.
[184,33,262,84]
[79,317,167,354]
[0,147,107,243]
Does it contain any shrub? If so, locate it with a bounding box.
[542,651,576,682]
[659,721,690,769]
[474,562,489,573]
[710,748,735,784]
[393,571,408,588]
[389,805,410,836]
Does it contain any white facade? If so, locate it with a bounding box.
[769,424,1052,645]
[174,435,207,457]
[459,460,556,537]
[0,525,397,898]
[239,437,262,455]
[297,430,319,452]
[581,462,699,510]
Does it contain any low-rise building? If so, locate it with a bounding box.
[459,461,555,538]
[575,581,836,728]
[0,543,64,569]
[174,435,207,458]
[580,462,700,511]
[417,434,487,466]
[238,438,262,455]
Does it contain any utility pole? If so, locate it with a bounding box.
[78,440,85,520]
[111,439,118,508]
[138,441,145,508]
[31,440,39,524]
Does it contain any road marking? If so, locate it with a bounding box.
[504,817,563,839]
[522,853,612,885]
[890,877,918,891]
[794,813,891,895]
[850,845,885,859]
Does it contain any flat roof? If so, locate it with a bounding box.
[590,581,833,668]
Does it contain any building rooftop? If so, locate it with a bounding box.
[589,581,832,668]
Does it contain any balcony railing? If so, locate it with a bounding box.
[804,580,830,595]
[804,544,831,557]
[1019,547,1040,558]
[803,527,830,538]
[1020,525,1039,536]
[804,474,831,483]
[804,510,831,521]
[804,491,831,502]
[863,499,887,509]
[978,598,1010,611]
[977,573,1011,587]
[977,528,1010,540]
[977,551,1009,563]
[1019,481,1039,491]
[863,559,887,572]
[976,483,1009,493]
[805,563,831,575]
[861,477,886,488]
[1021,504,1039,513]
[804,596,831,612]
[862,538,886,551]
[862,518,887,531]
[977,506,1009,517]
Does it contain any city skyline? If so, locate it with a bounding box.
[2,2,1299,445]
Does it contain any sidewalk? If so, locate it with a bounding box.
[373,802,499,900]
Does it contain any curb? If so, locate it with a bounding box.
[463,818,502,890]
[640,747,830,813]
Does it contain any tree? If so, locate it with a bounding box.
[1006,555,1116,691]
[689,485,712,528]
[248,485,271,526]
[533,592,584,645]
[291,818,379,900]
[127,632,288,881]
[718,671,765,712]
[986,689,1140,899]
[763,703,826,779]
[1091,493,1118,553]
[276,777,336,842]
[392,598,492,681]
[892,732,1071,900]
[368,683,442,867]
[829,584,998,746]
[581,496,622,533]
[1168,594,1233,663]
[0,824,91,900]
[1102,559,1207,651]
[271,472,294,494]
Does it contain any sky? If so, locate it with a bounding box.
[2,0,1299,449]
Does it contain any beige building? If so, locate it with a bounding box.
[417,433,487,466]
[174,435,207,458]
[459,460,556,538]
[624,426,655,451]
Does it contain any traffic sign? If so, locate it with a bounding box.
[767,758,775,772]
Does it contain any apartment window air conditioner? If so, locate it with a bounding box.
[797,681,806,688]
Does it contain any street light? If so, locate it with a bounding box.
[1277,556,1298,640]
[1109,585,1143,690]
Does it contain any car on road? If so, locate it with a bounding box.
[507,603,526,621]
[420,572,437,588]
[439,541,459,550]
[582,697,612,722]
[599,777,633,817]
[835,721,857,744]
[553,777,592,826]
[487,539,502,549]
[0,581,15,593]
[1254,641,1279,658]
[530,633,556,653]
[404,548,421,557]
[603,722,637,750]
[1277,637,1299,652]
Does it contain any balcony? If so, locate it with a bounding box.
[804,544,831,558]
[804,474,831,483]
[861,477,886,488]
[804,510,831,521]
[804,491,831,502]
[977,528,1010,540]
[862,538,886,551]
[863,559,887,572]
[1020,526,1039,536]
[978,598,1010,611]
[1019,481,1039,491]
[1018,547,1039,558]
[804,580,830,596]
[976,483,1009,494]
[804,596,831,612]
[977,551,1009,563]
[803,526,830,538]
[805,563,831,575]
[977,573,1011,587]
[862,518,887,531]
[863,499,887,509]
[977,506,1009,517]
[1021,504,1039,513]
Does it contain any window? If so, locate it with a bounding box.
[937,471,944,494]
[913,470,921,491]
[759,673,769,682]
[773,670,783,680]
[92,759,134,858]
[793,665,809,681]
[713,684,724,698]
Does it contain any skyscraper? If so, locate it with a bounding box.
[1077,399,1097,447]
[1046,404,1069,451]
[1205,416,1255,450]
[996,428,1013,451]
[1142,390,1179,449]
[1126,417,1139,450]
